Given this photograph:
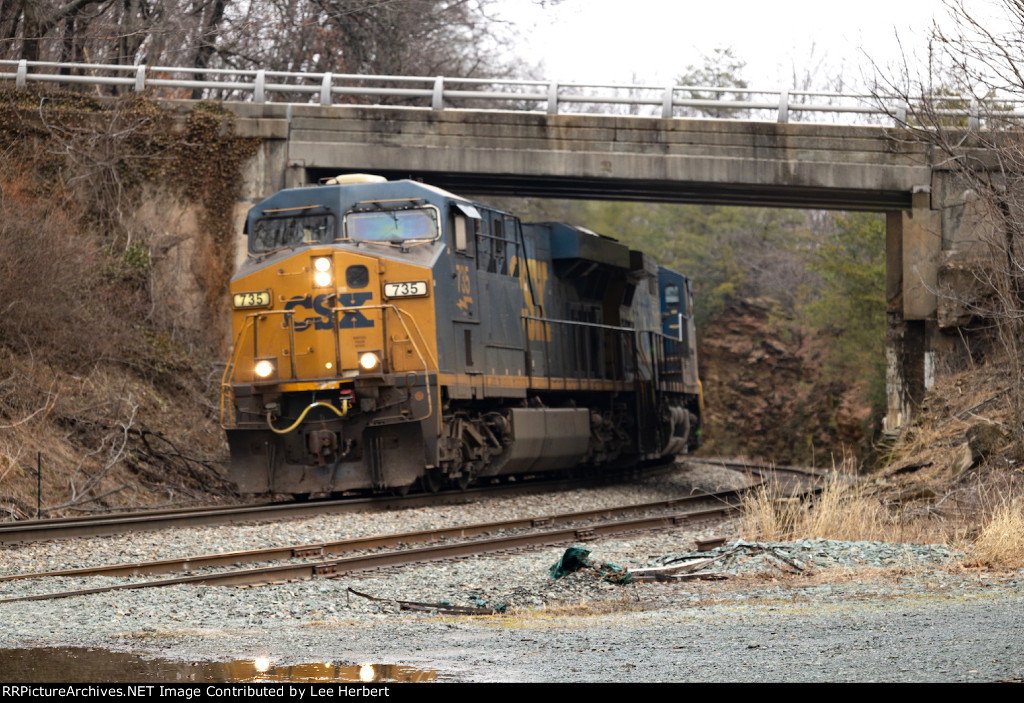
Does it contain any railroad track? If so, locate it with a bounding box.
[0,460,677,545]
[693,458,827,477]
[0,486,748,604]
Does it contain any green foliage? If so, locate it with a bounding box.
[677,47,749,89]
[558,200,811,329]
[800,212,887,417]
[104,240,153,289]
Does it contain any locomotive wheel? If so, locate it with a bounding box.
[423,469,444,493]
[453,472,472,491]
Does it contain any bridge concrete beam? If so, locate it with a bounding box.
[254,104,932,210]
[212,102,933,208]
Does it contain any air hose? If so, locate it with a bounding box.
[266,399,350,435]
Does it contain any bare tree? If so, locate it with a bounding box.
[878,0,1024,457]
[1,1,540,72]
[0,1,232,65]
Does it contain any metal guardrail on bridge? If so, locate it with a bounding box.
[0,59,1003,128]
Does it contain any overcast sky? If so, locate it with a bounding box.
[497,0,957,89]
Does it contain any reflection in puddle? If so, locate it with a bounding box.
[0,648,439,683]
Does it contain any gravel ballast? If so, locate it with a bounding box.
[1,463,1022,683]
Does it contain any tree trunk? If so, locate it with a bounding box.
[191,0,227,99]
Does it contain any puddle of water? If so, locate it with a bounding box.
[0,648,440,683]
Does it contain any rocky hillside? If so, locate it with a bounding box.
[695,297,1022,537]
[695,298,876,467]
[0,91,253,519]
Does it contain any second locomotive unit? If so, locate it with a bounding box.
[221,175,701,496]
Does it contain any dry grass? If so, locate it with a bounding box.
[741,475,960,545]
[0,151,236,519]
[742,470,1024,571]
[970,499,1024,569]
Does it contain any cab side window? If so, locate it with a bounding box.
[476,212,517,276]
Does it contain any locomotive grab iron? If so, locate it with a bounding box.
[220,175,702,496]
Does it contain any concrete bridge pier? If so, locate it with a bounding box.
[885,175,988,432]
[885,188,941,431]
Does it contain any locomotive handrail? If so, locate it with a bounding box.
[221,303,436,429]
[521,314,657,384]
[326,302,437,425]
[520,314,638,334]
[220,315,256,429]
[220,310,300,428]
[0,58,997,126]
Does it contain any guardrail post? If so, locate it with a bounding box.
[254,69,266,103]
[547,81,559,115]
[15,59,26,89]
[968,99,980,130]
[320,72,333,106]
[662,85,674,118]
[432,76,444,110]
[134,65,146,92]
[778,89,789,123]
[894,106,907,126]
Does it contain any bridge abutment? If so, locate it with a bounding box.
[884,171,999,432]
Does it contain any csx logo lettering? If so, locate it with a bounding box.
[285,292,374,330]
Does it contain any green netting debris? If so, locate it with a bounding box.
[468,594,509,612]
[548,545,632,585]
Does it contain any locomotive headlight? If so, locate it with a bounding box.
[313,257,333,287]
[359,352,380,371]
[254,359,276,379]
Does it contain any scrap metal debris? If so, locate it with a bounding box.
[632,541,806,583]
[695,536,728,551]
[346,586,506,615]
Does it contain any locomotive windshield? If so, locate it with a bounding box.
[344,208,440,245]
[251,213,336,253]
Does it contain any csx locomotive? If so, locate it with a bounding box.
[220,175,701,496]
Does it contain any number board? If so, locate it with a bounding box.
[233,290,272,309]
[383,281,428,298]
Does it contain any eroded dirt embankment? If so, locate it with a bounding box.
[696,298,873,466]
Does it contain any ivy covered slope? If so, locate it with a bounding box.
[0,90,260,518]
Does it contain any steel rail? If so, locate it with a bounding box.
[0,485,747,583]
[695,458,828,477]
[0,460,676,544]
[0,504,739,604]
